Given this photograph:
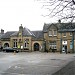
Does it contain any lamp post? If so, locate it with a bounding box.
[44,40,46,52]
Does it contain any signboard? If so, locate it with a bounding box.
[62,41,67,45]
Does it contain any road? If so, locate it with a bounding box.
[0,52,75,75]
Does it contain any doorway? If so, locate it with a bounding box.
[62,45,67,53]
[4,43,9,47]
[34,43,39,51]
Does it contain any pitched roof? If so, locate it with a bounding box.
[32,31,43,40]
[0,34,3,39]
[1,31,16,39]
[10,31,18,37]
[22,27,35,36]
[10,27,35,37]
[60,23,75,29]
[43,23,75,32]
[43,23,60,32]
[59,23,75,32]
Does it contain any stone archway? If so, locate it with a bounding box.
[4,43,9,47]
[34,43,39,51]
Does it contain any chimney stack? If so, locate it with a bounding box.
[1,29,4,34]
[58,19,61,23]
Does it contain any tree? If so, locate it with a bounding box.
[36,0,75,22]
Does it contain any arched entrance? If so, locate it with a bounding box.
[4,43,9,47]
[34,43,39,51]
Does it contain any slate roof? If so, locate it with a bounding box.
[32,31,43,40]
[59,23,75,32]
[22,27,35,36]
[0,34,4,39]
[1,27,43,40]
[43,23,75,32]
[60,23,75,29]
[10,31,18,37]
[1,31,16,39]
[43,23,60,32]
[8,27,35,37]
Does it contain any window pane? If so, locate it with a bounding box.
[25,43,26,47]
[49,30,52,36]
[16,42,17,47]
[54,30,57,36]
[13,39,17,48]
[49,41,56,49]
[70,41,72,49]
[63,33,66,36]
[70,32,72,36]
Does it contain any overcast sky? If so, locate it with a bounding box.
[0,0,57,32]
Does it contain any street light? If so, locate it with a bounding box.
[44,40,47,52]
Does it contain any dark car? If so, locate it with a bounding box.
[3,47,19,53]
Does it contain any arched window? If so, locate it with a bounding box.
[13,39,17,48]
[24,39,29,48]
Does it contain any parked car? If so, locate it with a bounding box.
[0,46,3,52]
[3,47,19,53]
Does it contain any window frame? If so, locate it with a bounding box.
[13,39,17,48]
[49,30,52,36]
[63,33,66,37]
[70,32,72,36]
[49,41,57,49]
[53,30,57,36]
[24,39,29,48]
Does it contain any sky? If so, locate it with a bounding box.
[0,0,57,32]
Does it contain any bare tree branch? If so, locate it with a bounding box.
[53,1,72,16]
[36,0,75,22]
[72,0,75,4]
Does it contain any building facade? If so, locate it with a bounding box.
[0,22,75,53]
[43,23,75,53]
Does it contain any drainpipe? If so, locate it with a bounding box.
[60,33,62,53]
[72,31,74,53]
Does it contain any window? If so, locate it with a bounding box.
[13,42,17,48]
[24,39,29,48]
[49,41,56,49]
[63,33,66,37]
[13,39,17,48]
[49,30,52,36]
[53,30,57,36]
[70,41,72,49]
[19,39,21,42]
[70,32,72,36]
[25,42,27,47]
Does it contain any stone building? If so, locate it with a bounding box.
[0,24,43,52]
[0,29,4,50]
[43,22,75,53]
[0,22,75,53]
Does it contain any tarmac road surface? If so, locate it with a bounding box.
[0,52,75,75]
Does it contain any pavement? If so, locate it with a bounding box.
[0,52,75,75]
[52,59,75,75]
